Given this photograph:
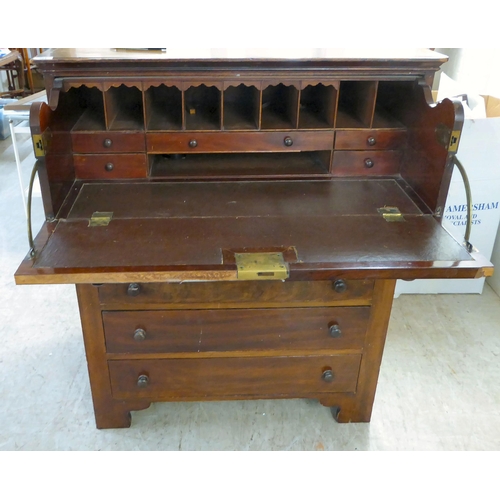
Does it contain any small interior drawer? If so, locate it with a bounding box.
[71,132,146,153]
[98,280,374,309]
[335,130,407,150]
[108,354,362,399]
[103,306,371,354]
[74,154,147,179]
[146,131,335,154]
[331,150,403,176]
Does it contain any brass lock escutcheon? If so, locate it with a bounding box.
[235,252,289,280]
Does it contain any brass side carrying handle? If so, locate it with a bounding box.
[27,162,39,258]
[453,156,473,252]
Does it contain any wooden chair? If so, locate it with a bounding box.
[0,50,25,97]
[20,48,45,94]
[0,49,45,97]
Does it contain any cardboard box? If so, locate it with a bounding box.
[396,93,500,295]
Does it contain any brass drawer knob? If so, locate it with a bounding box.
[367,136,377,146]
[127,283,141,296]
[189,139,198,148]
[333,279,347,293]
[284,136,293,147]
[322,370,334,383]
[329,324,342,338]
[103,138,113,148]
[133,328,146,341]
[105,162,114,172]
[364,158,374,168]
[137,374,149,388]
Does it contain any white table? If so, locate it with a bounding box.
[4,91,47,217]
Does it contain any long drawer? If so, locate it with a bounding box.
[146,131,335,153]
[108,354,362,399]
[98,280,374,309]
[103,307,370,354]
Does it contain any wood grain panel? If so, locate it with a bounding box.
[335,130,407,150]
[74,154,147,179]
[67,179,421,219]
[71,132,145,153]
[98,280,374,309]
[146,131,334,153]
[76,284,150,428]
[108,355,362,399]
[28,214,476,280]
[331,150,402,176]
[102,307,371,353]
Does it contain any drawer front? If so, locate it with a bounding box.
[335,130,407,150]
[98,280,374,309]
[72,132,146,153]
[103,307,370,354]
[331,150,402,176]
[146,131,335,154]
[74,154,147,179]
[109,355,361,399]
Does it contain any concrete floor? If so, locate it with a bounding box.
[1,132,499,451]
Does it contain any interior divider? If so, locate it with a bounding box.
[60,79,410,133]
[104,82,144,131]
[222,83,261,130]
[336,81,378,129]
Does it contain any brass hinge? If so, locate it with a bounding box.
[448,130,461,153]
[32,134,46,158]
[235,252,289,280]
[89,212,113,227]
[378,206,405,222]
[32,130,52,158]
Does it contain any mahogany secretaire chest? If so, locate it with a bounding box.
[15,48,493,428]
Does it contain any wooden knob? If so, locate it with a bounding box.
[133,328,146,341]
[329,324,342,338]
[127,283,141,296]
[105,162,114,172]
[322,370,334,383]
[137,374,149,388]
[189,139,198,148]
[364,158,374,168]
[333,279,347,293]
[103,138,113,148]
[367,136,377,146]
[284,136,293,147]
